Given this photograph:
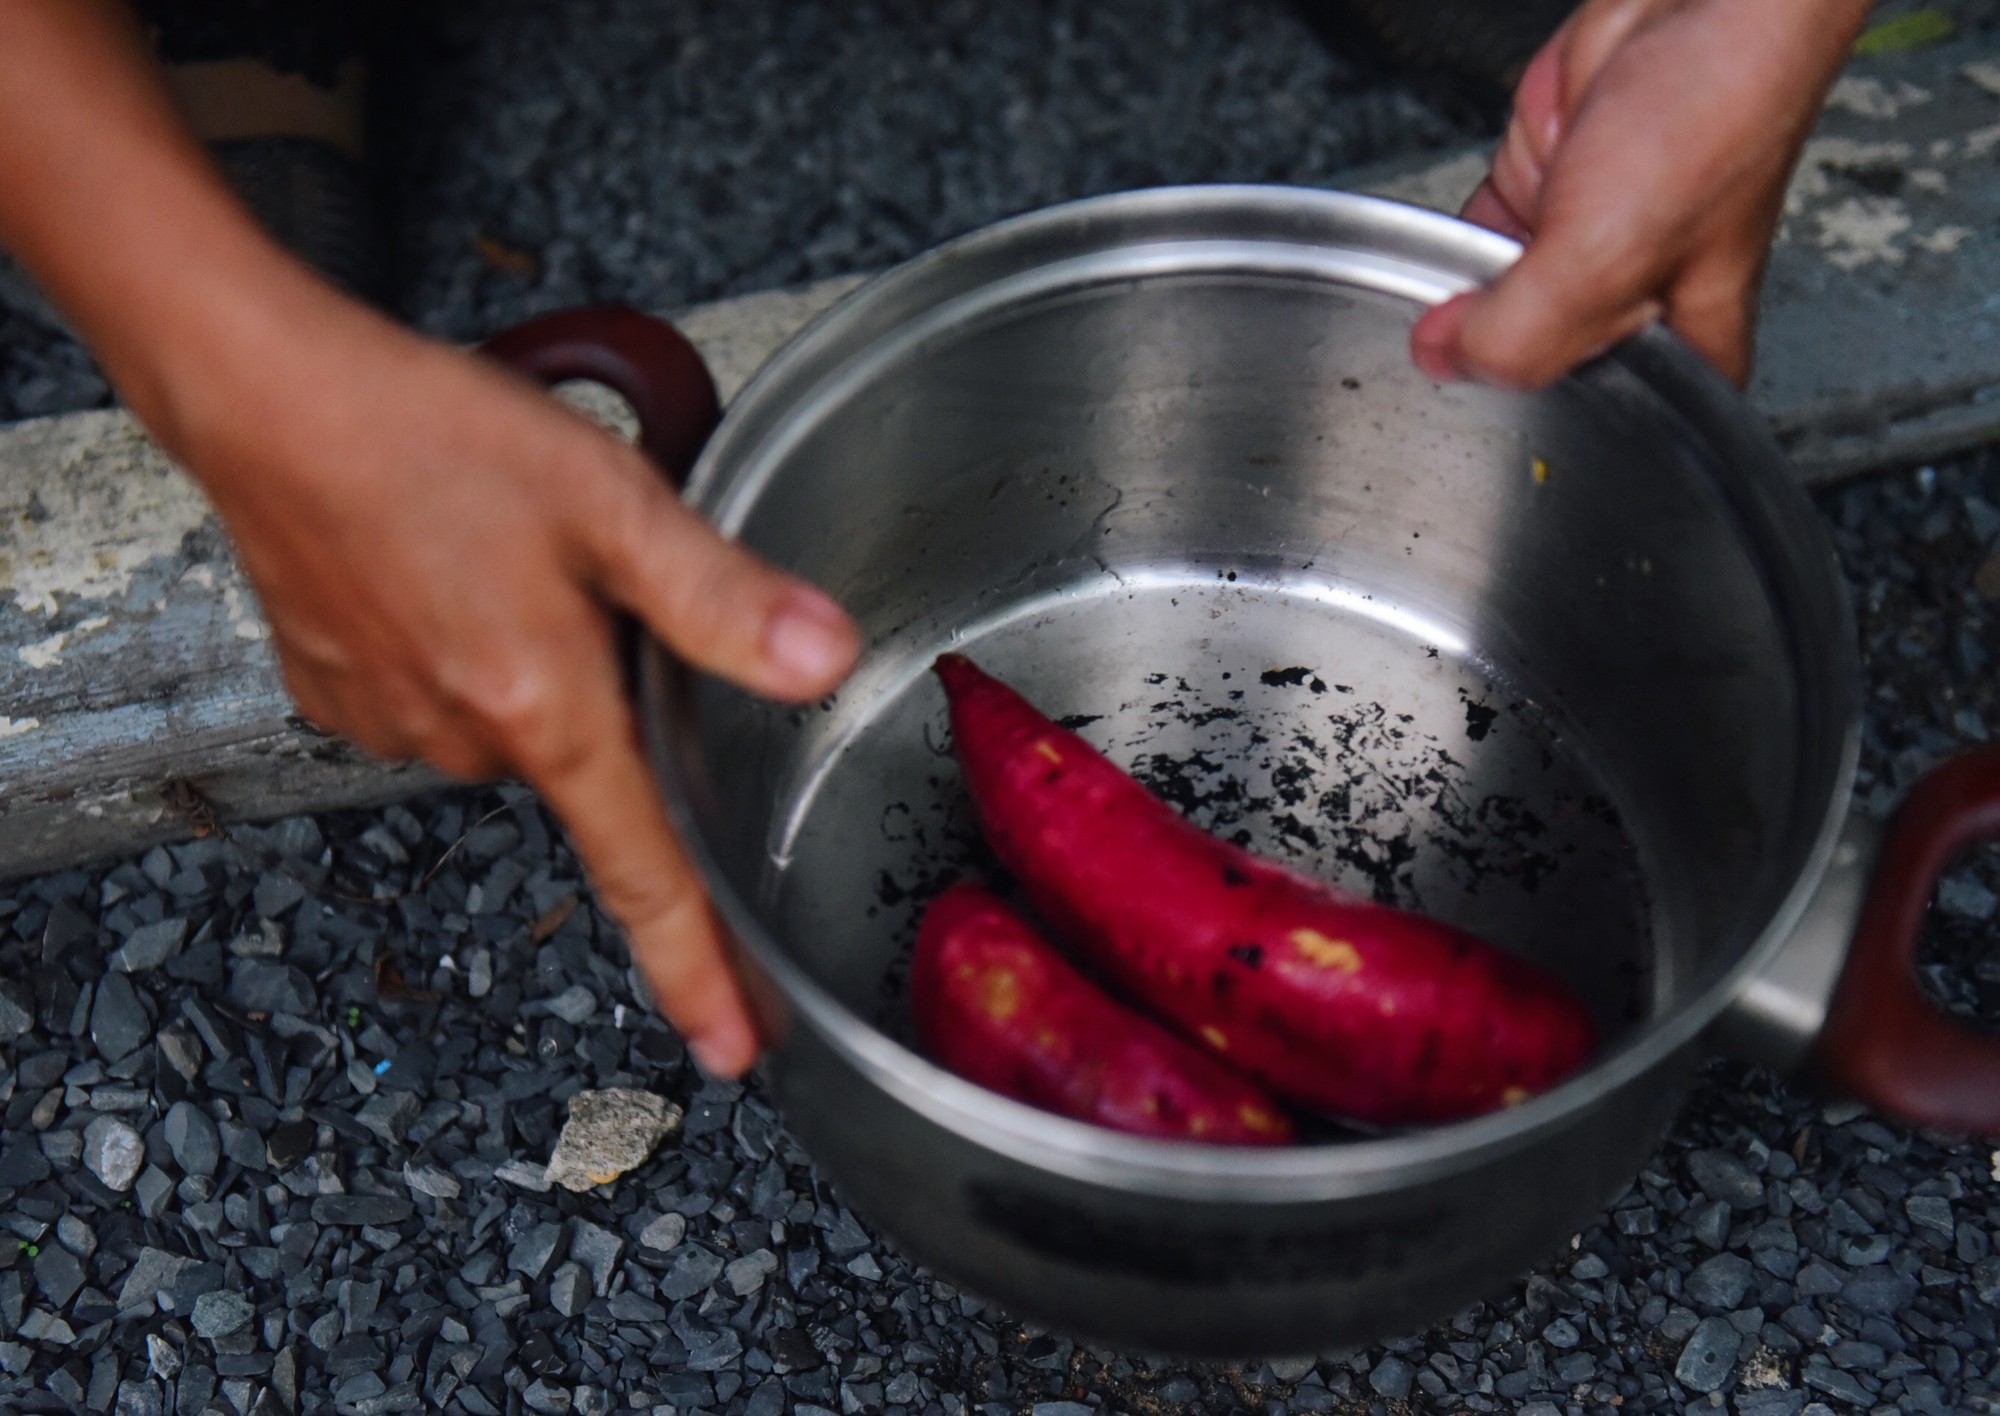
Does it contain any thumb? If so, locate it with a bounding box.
[1444,213,1664,391]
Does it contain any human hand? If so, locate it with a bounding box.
[156,283,858,1076]
[1411,0,1871,390]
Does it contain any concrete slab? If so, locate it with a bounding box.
[12,30,2000,877]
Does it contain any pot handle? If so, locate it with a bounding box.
[478,304,721,486]
[1816,749,2000,1134]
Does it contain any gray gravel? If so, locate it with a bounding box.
[0,0,1477,425]
[6,452,2000,1413]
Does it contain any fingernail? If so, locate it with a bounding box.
[767,588,856,687]
[1412,339,1463,383]
[690,1022,757,1078]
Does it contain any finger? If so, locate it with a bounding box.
[1482,0,1670,238]
[1460,180,1532,242]
[1411,292,1476,382]
[1512,30,1568,169]
[518,647,760,1075]
[1663,247,1762,388]
[581,456,860,703]
[1449,178,1669,390]
[1480,8,1575,229]
[1560,0,1679,107]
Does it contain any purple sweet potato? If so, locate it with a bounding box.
[934,653,1595,1126]
[911,881,1295,1144]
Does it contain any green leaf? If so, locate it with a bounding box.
[1854,9,1955,54]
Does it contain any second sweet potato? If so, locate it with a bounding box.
[911,881,1295,1145]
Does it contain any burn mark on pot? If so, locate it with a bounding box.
[1260,666,1316,688]
[1271,812,1322,852]
[1462,691,1500,742]
[1271,759,1313,808]
[1055,713,1103,731]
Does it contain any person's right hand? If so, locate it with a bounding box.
[1411,0,1871,391]
[149,278,859,1076]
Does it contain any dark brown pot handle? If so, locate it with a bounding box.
[1817,749,2000,1134]
[478,304,721,486]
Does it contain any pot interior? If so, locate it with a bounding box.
[662,191,1855,1139]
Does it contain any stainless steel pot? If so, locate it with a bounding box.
[481,186,2000,1358]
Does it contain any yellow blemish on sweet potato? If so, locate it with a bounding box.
[977,968,1022,1022]
[1290,929,1363,974]
[1189,1114,1211,1136]
[1501,1085,1530,1107]
[1239,1103,1285,1134]
[1034,741,1063,764]
[1200,1025,1229,1052]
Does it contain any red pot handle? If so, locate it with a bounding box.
[1816,749,2000,1134]
[478,304,720,484]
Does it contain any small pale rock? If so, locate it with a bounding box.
[84,1115,144,1191]
[543,1089,683,1193]
[638,1212,687,1252]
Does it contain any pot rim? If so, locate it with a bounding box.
[645,183,1864,1201]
